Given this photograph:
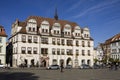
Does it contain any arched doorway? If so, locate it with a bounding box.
[41,59,46,67]
[87,60,90,65]
[66,58,72,65]
[81,59,85,65]
[60,59,64,66]
[24,59,28,67]
[31,59,35,67]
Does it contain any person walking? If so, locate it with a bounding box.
[60,62,64,72]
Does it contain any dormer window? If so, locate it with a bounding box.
[65,24,71,29]
[41,21,49,26]
[28,27,31,31]
[28,19,37,24]
[41,21,49,34]
[33,28,35,32]
[53,23,60,28]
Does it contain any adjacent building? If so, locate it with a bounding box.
[94,44,104,65]
[101,33,120,63]
[0,25,7,65]
[8,14,94,68]
[106,33,120,60]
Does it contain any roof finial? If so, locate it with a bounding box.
[54,8,58,20]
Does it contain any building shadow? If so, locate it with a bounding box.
[0,72,39,80]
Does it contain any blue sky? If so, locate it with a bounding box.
[0,0,120,47]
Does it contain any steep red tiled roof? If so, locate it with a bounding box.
[105,33,120,44]
[0,25,7,37]
[18,16,79,34]
[28,16,77,27]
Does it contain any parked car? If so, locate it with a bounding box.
[0,64,5,68]
[65,65,72,69]
[47,64,60,70]
[79,64,92,69]
[93,64,101,69]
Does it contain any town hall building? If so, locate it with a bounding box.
[8,12,94,68]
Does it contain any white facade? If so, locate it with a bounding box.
[95,44,104,64]
[110,40,120,60]
[9,16,94,68]
[0,26,7,65]
[104,33,120,61]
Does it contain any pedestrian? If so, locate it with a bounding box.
[60,62,63,72]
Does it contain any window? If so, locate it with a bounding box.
[68,32,70,35]
[61,49,65,55]
[52,38,56,45]
[76,40,79,46]
[54,30,56,34]
[21,47,26,54]
[82,41,85,47]
[78,33,80,36]
[57,31,59,34]
[88,41,90,47]
[76,50,79,54]
[42,29,48,33]
[57,39,60,45]
[88,50,90,56]
[42,29,44,33]
[33,47,37,54]
[46,29,48,33]
[52,48,56,55]
[33,28,35,32]
[22,35,26,42]
[0,38,2,43]
[0,46,2,53]
[28,47,32,54]
[66,49,73,55]
[76,49,79,56]
[65,32,67,35]
[28,27,31,31]
[119,49,120,53]
[81,59,85,64]
[75,33,77,36]
[34,36,38,43]
[67,40,73,46]
[28,36,32,43]
[82,50,85,56]
[41,48,48,55]
[57,49,60,55]
[61,39,65,45]
[41,37,48,44]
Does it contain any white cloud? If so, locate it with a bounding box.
[73,0,120,18]
[66,0,84,12]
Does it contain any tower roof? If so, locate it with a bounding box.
[54,8,58,20]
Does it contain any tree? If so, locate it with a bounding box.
[94,58,98,64]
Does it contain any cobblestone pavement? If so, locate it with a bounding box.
[0,68,120,80]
